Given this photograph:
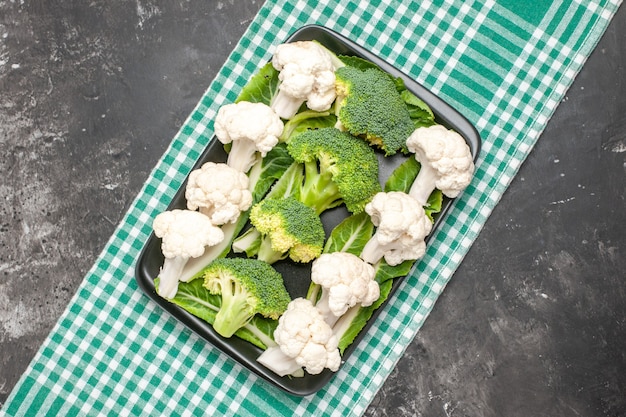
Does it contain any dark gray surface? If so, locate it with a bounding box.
[0,2,624,416]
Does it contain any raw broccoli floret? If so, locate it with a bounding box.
[334,65,415,156]
[202,257,291,338]
[283,127,382,214]
[232,197,325,264]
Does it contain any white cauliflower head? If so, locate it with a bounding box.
[214,101,284,173]
[406,124,474,205]
[361,191,433,266]
[271,40,341,119]
[185,162,253,225]
[310,252,379,325]
[153,209,224,259]
[152,209,225,299]
[273,298,341,375]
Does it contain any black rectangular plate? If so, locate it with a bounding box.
[135,24,481,397]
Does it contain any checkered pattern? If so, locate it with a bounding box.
[1,0,621,416]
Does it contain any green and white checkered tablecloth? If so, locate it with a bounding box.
[1,0,621,416]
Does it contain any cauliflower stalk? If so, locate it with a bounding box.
[406,124,475,206]
[153,209,225,299]
[185,162,253,225]
[360,191,433,266]
[270,40,344,119]
[214,101,284,173]
[257,298,341,377]
[307,252,380,327]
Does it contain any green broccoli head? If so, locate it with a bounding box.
[287,127,382,214]
[335,66,415,156]
[202,257,291,338]
[249,196,325,264]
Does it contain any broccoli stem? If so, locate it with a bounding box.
[300,160,342,215]
[213,275,256,338]
[256,235,286,265]
[232,226,285,264]
[263,159,341,215]
[280,109,331,142]
[264,162,304,201]
[231,226,262,257]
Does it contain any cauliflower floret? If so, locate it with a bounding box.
[360,191,433,266]
[310,252,379,327]
[406,124,475,205]
[185,162,253,225]
[214,101,284,173]
[153,209,224,299]
[270,40,342,119]
[256,298,341,377]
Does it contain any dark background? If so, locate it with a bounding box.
[1,2,624,416]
